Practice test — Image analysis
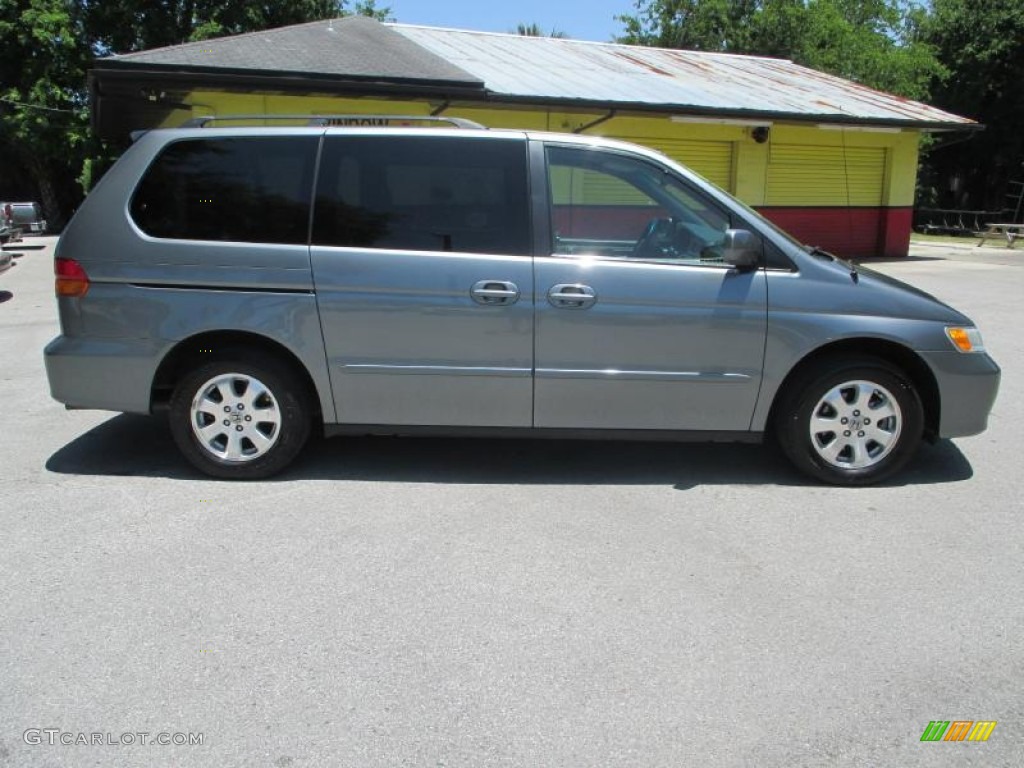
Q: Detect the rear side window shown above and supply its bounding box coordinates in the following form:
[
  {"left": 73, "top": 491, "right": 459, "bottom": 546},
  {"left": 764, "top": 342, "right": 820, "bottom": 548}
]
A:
[
  {"left": 131, "top": 137, "right": 318, "bottom": 244},
  {"left": 313, "top": 136, "right": 530, "bottom": 255}
]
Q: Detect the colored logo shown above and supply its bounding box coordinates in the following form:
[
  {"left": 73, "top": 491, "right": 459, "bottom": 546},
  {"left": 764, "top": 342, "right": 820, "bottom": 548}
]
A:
[{"left": 920, "top": 721, "right": 996, "bottom": 742}]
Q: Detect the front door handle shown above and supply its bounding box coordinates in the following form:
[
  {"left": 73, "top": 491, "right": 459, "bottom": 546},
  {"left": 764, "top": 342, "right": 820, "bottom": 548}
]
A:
[
  {"left": 548, "top": 283, "right": 597, "bottom": 309},
  {"left": 471, "top": 280, "right": 520, "bottom": 306}
]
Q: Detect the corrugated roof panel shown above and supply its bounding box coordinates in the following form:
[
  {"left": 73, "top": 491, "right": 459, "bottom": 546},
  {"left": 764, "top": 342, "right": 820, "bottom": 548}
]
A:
[{"left": 393, "top": 25, "right": 974, "bottom": 128}]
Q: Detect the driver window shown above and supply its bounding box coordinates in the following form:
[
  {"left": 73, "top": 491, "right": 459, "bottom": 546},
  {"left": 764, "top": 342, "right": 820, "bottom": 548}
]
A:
[{"left": 547, "top": 145, "right": 732, "bottom": 265}]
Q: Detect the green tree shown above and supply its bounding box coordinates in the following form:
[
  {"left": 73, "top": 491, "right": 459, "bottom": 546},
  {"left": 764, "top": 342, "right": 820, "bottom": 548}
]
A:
[
  {"left": 617, "top": 0, "right": 760, "bottom": 51},
  {"left": 515, "top": 22, "right": 568, "bottom": 38},
  {"left": 923, "top": 0, "right": 1024, "bottom": 211},
  {"left": 0, "top": 0, "right": 91, "bottom": 226},
  {"left": 785, "top": 0, "right": 940, "bottom": 101},
  {"left": 617, "top": 0, "right": 942, "bottom": 100},
  {"left": 87, "top": 1, "right": 391, "bottom": 55},
  {"left": 352, "top": 1, "right": 393, "bottom": 23}
]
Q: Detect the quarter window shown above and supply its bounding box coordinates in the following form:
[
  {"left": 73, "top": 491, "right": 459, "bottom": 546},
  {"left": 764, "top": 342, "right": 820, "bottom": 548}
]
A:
[
  {"left": 130, "top": 137, "right": 318, "bottom": 244},
  {"left": 547, "top": 146, "right": 733, "bottom": 264},
  {"left": 313, "top": 136, "right": 530, "bottom": 255}
]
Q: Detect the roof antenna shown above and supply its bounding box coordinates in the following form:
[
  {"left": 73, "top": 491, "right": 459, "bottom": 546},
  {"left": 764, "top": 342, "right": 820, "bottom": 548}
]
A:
[{"left": 837, "top": 109, "right": 860, "bottom": 282}]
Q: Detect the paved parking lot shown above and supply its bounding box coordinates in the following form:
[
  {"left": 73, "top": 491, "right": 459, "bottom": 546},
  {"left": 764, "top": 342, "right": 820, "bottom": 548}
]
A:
[{"left": 1, "top": 236, "right": 1021, "bottom": 767}]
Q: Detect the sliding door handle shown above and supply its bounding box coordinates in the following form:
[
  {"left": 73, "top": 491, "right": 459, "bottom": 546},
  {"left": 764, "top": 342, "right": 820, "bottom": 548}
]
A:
[
  {"left": 548, "top": 283, "right": 597, "bottom": 309},
  {"left": 471, "top": 280, "right": 520, "bottom": 306}
]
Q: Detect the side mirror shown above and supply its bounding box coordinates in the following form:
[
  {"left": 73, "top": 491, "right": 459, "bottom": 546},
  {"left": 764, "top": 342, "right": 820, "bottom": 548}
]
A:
[{"left": 721, "top": 229, "right": 761, "bottom": 269}]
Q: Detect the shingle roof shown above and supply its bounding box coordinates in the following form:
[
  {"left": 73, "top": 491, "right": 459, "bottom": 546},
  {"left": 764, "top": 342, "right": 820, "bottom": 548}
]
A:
[{"left": 109, "top": 16, "right": 481, "bottom": 87}]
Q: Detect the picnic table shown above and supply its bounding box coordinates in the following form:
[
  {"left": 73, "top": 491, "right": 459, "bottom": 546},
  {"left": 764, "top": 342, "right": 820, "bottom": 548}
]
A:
[{"left": 976, "top": 222, "right": 1024, "bottom": 248}]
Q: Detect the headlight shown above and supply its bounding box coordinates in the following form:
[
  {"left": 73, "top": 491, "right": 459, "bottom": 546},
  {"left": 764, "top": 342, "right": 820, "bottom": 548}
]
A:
[{"left": 945, "top": 327, "right": 986, "bottom": 353}]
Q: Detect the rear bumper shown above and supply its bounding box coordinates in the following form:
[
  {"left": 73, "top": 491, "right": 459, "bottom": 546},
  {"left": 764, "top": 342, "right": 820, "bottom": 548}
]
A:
[
  {"left": 44, "top": 335, "right": 165, "bottom": 414},
  {"left": 918, "top": 350, "right": 1001, "bottom": 438}
]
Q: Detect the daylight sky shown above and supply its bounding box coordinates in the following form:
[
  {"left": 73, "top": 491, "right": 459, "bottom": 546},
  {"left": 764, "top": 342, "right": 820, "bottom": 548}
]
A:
[{"left": 384, "top": 0, "right": 635, "bottom": 43}]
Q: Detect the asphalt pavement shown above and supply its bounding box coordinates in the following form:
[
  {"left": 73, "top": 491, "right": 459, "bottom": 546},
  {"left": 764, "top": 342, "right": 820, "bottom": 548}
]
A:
[{"left": 1, "top": 236, "right": 1021, "bottom": 767}]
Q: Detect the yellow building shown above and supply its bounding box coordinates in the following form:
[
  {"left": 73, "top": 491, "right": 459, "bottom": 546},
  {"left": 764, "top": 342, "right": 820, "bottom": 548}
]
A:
[{"left": 91, "top": 17, "right": 977, "bottom": 257}]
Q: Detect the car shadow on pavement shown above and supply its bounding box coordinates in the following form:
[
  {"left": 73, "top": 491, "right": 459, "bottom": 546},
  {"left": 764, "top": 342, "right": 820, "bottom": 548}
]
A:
[
  {"left": 46, "top": 413, "right": 974, "bottom": 488},
  {"left": 4, "top": 242, "right": 47, "bottom": 251}
]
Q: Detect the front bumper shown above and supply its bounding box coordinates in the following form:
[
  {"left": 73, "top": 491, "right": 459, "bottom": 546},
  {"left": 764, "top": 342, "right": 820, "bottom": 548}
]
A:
[{"left": 918, "top": 349, "right": 1001, "bottom": 438}]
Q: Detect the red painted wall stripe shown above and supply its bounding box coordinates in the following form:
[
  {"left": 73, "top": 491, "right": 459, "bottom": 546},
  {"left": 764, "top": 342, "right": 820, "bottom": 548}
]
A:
[
  {"left": 880, "top": 208, "right": 913, "bottom": 259},
  {"left": 552, "top": 207, "right": 666, "bottom": 241},
  {"left": 757, "top": 207, "right": 912, "bottom": 259}
]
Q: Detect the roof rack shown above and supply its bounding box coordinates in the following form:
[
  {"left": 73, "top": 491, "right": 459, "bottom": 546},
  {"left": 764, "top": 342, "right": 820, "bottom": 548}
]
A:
[{"left": 179, "top": 114, "right": 486, "bottom": 129}]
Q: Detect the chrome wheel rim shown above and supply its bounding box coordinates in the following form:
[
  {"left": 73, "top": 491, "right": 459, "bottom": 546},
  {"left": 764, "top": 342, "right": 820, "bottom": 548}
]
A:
[
  {"left": 808, "top": 380, "right": 902, "bottom": 470},
  {"left": 190, "top": 373, "right": 281, "bottom": 463}
]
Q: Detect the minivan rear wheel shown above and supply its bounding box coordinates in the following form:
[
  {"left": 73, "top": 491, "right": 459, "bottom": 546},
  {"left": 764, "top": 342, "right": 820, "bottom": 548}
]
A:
[
  {"left": 169, "top": 354, "right": 311, "bottom": 479},
  {"left": 775, "top": 357, "right": 924, "bottom": 485}
]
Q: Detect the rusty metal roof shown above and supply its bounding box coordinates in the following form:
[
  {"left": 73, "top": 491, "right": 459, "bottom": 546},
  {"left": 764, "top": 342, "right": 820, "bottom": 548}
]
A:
[{"left": 393, "top": 24, "right": 975, "bottom": 130}]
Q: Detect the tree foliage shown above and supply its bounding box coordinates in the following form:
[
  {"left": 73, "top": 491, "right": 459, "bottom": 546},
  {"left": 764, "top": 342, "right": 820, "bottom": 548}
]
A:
[
  {"left": 515, "top": 22, "right": 568, "bottom": 38},
  {"left": 617, "top": 0, "right": 943, "bottom": 100},
  {"left": 87, "top": 1, "right": 392, "bottom": 54},
  {"left": 921, "top": 0, "right": 1024, "bottom": 210},
  {"left": 0, "top": 0, "right": 91, "bottom": 222}
]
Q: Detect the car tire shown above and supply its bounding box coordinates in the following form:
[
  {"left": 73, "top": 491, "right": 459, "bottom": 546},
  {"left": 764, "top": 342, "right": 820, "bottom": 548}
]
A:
[
  {"left": 775, "top": 356, "right": 924, "bottom": 486},
  {"left": 169, "top": 352, "right": 311, "bottom": 479}
]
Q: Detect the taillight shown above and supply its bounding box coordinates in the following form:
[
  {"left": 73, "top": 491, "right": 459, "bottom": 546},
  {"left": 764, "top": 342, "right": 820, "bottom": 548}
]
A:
[{"left": 55, "top": 257, "right": 90, "bottom": 297}]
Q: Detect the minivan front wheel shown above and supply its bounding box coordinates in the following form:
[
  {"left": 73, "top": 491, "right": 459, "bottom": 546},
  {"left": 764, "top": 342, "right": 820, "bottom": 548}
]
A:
[
  {"left": 169, "top": 354, "right": 311, "bottom": 479},
  {"left": 776, "top": 358, "right": 924, "bottom": 485}
]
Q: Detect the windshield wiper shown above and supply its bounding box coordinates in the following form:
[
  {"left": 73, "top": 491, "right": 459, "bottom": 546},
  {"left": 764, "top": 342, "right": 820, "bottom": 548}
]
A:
[
  {"left": 805, "top": 244, "right": 859, "bottom": 283},
  {"left": 805, "top": 244, "right": 836, "bottom": 260}
]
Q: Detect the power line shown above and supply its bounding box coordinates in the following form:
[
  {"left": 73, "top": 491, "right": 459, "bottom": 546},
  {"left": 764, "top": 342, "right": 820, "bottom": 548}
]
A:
[{"left": 0, "top": 98, "right": 77, "bottom": 114}]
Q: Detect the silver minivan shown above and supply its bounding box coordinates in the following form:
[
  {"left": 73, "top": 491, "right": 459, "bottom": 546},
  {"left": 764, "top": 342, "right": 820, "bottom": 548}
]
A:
[{"left": 44, "top": 119, "right": 1000, "bottom": 484}]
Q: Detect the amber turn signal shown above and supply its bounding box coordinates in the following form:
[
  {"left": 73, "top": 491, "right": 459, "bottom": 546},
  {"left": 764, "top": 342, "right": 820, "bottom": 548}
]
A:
[{"left": 945, "top": 326, "right": 984, "bottom": 353}]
